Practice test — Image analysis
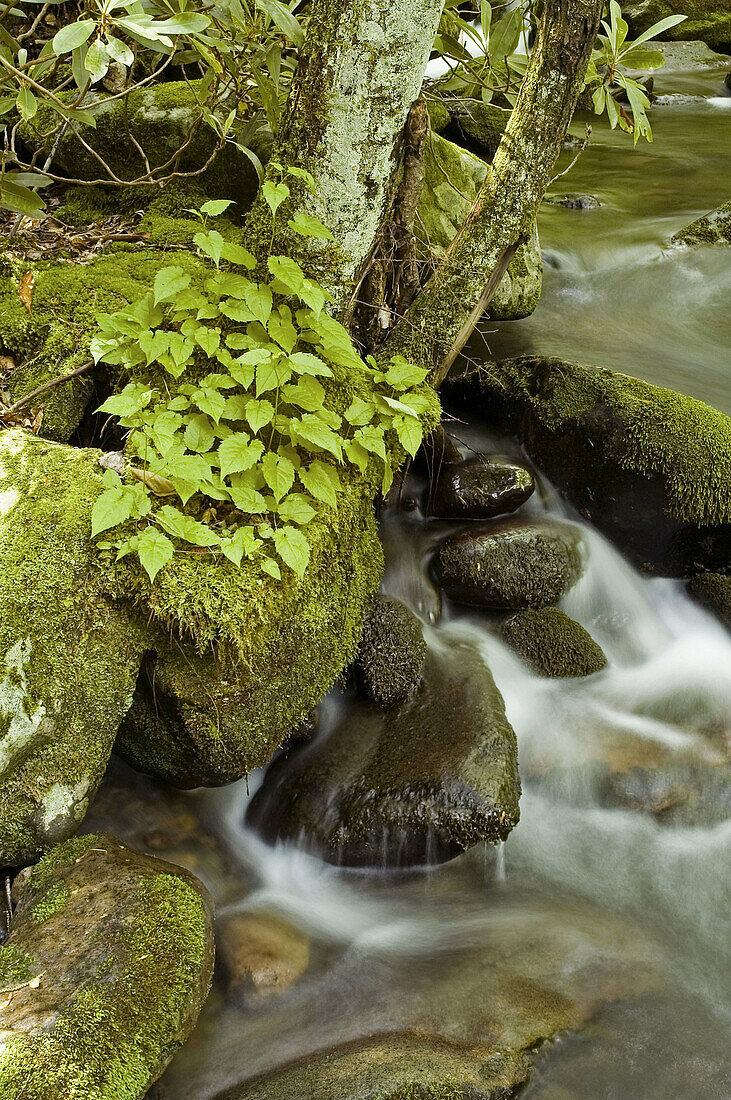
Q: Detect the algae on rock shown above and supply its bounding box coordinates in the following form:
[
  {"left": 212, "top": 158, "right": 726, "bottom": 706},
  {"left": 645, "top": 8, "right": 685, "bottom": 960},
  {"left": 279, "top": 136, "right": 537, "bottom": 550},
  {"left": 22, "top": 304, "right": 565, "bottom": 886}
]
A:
[
  {"left": 501, "top": 607, "right": 608, "bottom": 678},
  {"left": 0, "top": 833, "right": 214, "bottom": 1100}
]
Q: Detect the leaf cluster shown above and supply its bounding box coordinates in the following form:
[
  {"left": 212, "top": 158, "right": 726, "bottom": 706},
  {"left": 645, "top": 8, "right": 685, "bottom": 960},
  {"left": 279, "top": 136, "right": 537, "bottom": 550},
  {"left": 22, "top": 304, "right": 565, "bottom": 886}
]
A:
[
  {"left": 90, "top": 177, "right": 432, "bottom": 584},
  {"left": 430, "top": 1, "right": 527, "bottom": 109}
]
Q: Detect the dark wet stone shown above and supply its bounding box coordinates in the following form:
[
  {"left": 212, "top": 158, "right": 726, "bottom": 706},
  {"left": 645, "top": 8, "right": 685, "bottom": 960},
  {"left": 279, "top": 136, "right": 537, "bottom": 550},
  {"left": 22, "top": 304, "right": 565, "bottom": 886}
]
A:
[
  {"left": 353, "top": 595, "right": 427, "bottom": 707},
  {"left": 686, "top": 572, "right": 731, "bottom": 629},
  {"left": 247, "top": 643, "right": 520, "bottom": 867},
  {"left": 430, "top": 455, "right": 535, "bottom": 520},
  {"left": 413, "top": 424, "right": 462, "bottom": 475},
  {"left": 434, "top": 520, "right": 584, "bottom": 611},
  {"left": 501, "top": 608, "right": 607, "bottom": 678},
  {"left": 546, "top": 193, "right": 601, "bottom": 210}
]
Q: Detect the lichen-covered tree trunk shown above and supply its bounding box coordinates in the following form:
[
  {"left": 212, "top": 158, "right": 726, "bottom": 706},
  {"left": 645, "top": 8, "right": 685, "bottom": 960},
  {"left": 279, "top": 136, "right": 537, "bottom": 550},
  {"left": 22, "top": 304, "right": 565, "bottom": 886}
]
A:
[
  {"left": 382, "top": 0, "right": 604, "bottom": 382},
  {"left": 243, "top": 0, "right": 445, "bottom": 306}
]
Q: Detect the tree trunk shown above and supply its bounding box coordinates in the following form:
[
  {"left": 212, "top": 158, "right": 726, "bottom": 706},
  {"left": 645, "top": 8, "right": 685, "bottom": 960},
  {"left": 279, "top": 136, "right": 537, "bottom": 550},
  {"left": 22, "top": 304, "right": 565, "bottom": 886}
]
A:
[
  {"left": 382, "top": 0, "right": 604, "bottom": 383},
  {"left": 243, "top": 0, "right": 445, "bottom": 307}
]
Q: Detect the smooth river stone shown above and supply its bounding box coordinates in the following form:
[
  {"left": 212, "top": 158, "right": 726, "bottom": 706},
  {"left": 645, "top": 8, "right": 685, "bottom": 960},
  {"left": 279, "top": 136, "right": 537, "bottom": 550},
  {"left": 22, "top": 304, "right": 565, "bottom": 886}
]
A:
[
  {"left": 0, "top": 833, "right": 214, "bottom": 1099},
  {"left": 434, "top": 519, "right": 584, "bottom": 610},
  {"left": 430, "top": 455, "right": 535, "bottom": 519}
]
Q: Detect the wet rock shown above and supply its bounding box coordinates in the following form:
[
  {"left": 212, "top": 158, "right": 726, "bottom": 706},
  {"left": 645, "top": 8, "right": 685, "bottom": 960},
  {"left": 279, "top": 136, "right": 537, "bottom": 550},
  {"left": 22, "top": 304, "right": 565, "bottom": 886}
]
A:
[
  {"left": 686, "top": 572, "right": 731, "bottom": 629},
  {"left": 219, "top": 911, "right": 310, "bottom": 1003},
  {"left": 671, "top": 199, "right": 731, "bottom": 247},
  {"left": 434, "top": 520, "right": 584, "bottom": 611},
  {"left": 417, "top": 133, "right": 542, "bottom": 320},
  {"left": 501, "top": 608, "right": 607, "bottom": 678},
  {"left": 430, "top": 455, "right": 535, "bottom": 520},
  {"left": 353, "top": 595, "right": 427, "bottom": 708},
  {"left": 0, "top": 431, "right": 146, "bottom": 865},
  {"left": 0, "top": 833, "right": 214, "bottom": 1097},
  {"left": 443, "top": 358, "right": 731, "bottom": 576},
  {"left": 247, "top": 644, "right": 520, "bottom": 867},
  {"left": 545, "top": 193, "right": 601, "bottom": 210},
  {"left": 413, "top": 423, "right": 462, "bottom": 476},
  {"left": 623, "top": 2, "right": 731, "bottom": 53},
  {"left": 445, "top": 100, "right": 510, "bottom": 161}
]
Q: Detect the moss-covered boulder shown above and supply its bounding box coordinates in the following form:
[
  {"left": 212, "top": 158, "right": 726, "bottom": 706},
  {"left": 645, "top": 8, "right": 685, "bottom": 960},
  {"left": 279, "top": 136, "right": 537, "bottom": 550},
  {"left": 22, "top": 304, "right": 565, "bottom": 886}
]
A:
[
  {"left": 671, "top": 199, "right": 731, "bottom": 246},
  {"left": 444, "top": 358, "right": 731, "bottom": 576},
  {"left": 443, "top": 100, "right": 510, "bottom": 161},
  {"left": 18, "top": 81, "right": 266, "bottom": 210},
  {"left": 247, "top": 643, "right": 520, "bottom": 866},
  {"left": 686, "top": 572, "right": 731, "bottom": 629},
  {"left": 353, "top": 594, "right": 427, "bottom": 707},
  {"left": 0, "top": 431, "right": 145, "bottom": 865},
  {"left": 417, "top": 133, "right": 542, "bottom": 320},
  {"left": 623, "top": 1, "right": 731, "bottom": 53},
  {"left": 501, "top": 608, "right": 608, "bottom": 678},
  {"left": 430, "top": 454, "right": 535, "bottom": 519},
  {"left": 0, "top": 833, "right": 214, "bottom": 1099},
  {"left": 433, "top": 519, "right": 584, "bottom": 611}
]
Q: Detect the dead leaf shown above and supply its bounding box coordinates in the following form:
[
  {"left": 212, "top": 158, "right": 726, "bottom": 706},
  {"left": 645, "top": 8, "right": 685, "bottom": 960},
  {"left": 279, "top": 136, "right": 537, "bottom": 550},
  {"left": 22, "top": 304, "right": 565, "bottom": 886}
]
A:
[
  {"left": 18, "top": 272, "right": 34, "bottom": 315},
  {"left": 128, "top": 467, "right": 177, "bottom": 496}
]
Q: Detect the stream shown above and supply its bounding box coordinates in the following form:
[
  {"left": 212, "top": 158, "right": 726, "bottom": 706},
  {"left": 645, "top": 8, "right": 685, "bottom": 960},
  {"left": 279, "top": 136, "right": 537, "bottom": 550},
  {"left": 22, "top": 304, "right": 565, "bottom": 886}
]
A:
[{"left": 146, "top": 51, "right": 730, "bottom": 1100}]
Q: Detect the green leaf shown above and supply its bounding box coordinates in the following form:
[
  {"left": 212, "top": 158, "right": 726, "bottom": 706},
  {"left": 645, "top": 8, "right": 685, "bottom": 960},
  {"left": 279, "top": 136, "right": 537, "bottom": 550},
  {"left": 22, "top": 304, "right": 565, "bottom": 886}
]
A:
[
  {"left": 184, "top": 413, "right": 216, "bottom": 453},
  {"left": 256, "top": 0, "right": 304, "bottom": 46},
  {"left": 15, "top": 86, "right": 37, "bottom": 121},
  {"left": 277, "top": 493, "right": 316, "bottom": 525},
  {"left": 91, "top": 487, "right": 134, "bottom": 537},
  {"left": 221, "top": 241, "right": 257, "bottom": 268},
  {"left": 137, "top": 527, "right": 174, "bottom": 582},
  {"left": 194, "top": 229, "right": 225, "bottom": 266},
  {"left": 393, "top": 415, "right": 423, "bottom": 457},
  {"left": 289, "top": 351, "right": 332, "bottom": 377},
  {"left": 195, "top": 327, "right": 221, "bottom": 357},
  {"left": 98, "top": 383, "right": 154, "bottom": 419},
  {"left": 53, "top": 19, "right": 95, "bottom": 55},
  {"left": 287, "top": 212, "right": 333, "bottom": 239},
  {"left": 245, "top": 398, "right": 275, "bottom": 433},
  {"left": 154, "top": 266, "right": 191, "bottom": 304},
  {"left": 291, "top": 414, "right": 342, "bottom": 459},
  {"left": 385, "top": 356, "right": 430, "bottom": 390},
  {"left": 273, "top": 525, "right": 310, "bottom": 579},
  {"left": 219, "top": 433, "right": 265, "bottom": 478},
  {"left": 299, "top": 460, "right": 341, "bottom": 508},
  {"left": 268, "top": 310, "right": 298, "bottom": 354},
  {"left": 344, "top": 395, "right": 374, "bottom": 426},
  {"left": 256, "top": 357, "right": 291, "bottom": 396},
  {"left": 261, "top": 556, "right": 281, "bottom": 580},
  {"left": 0, "top": 179, "right": 45, "bottom": 216},
  {"left": 344, "top": 438, "right": 370, "bottom": 473},
  {"left": 619, "top": 45, "right": 665, "bottom": 71},
  {"left": 625, "top": 13, "right": 686, "bottom": 52},
  {"left": 221, "top": 525, "right": 261, "bottom": 566},
  {"left": 106, "top": 35, "right": 134, "bottom": 65},
  {"left": 157, "top": 505, "right": 219, "bottom": 547},
  {"left": 244, "top": 283, "right": 273, "bottom": 325},
  {"left": 262, "top": 180, "right": 290, "bottom": 216},
  {"left": 262, "top": 450, "right": 295, "bottom": 501},
  {"left": 84, "top": 38, "right": 109, "bottom": 82},
  {"left": 194, "top": 386, "right": 226, "bottom": 422},
  {"left": 201, "top": 199, "right": 235, "bottom": 217},
  {"left": 282, "top": 376, "right": 326, "bottom": 413},
  {"left": 267, "top": 255, "right": 304, "bottom": 294},
  {"left": 229, "top": 483, "right": 268, "bottom": 513}
]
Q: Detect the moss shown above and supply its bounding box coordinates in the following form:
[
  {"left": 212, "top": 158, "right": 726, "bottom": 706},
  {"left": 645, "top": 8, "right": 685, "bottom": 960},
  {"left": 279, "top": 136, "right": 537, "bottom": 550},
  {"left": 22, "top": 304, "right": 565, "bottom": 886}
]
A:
[
  {"left": 501, "top": 608, "right": 607, "bottom": 678},
  {"left": 0, "top": 943, "right": 35, "bottom": 988},
  {"left": 686, "top": 573, "right": 731, "bottom": 630},
  {"left": 0, "top": 433, "right": 146, "bottom": 865},
  {"left": 30, "top": 882, "right": 70, "bottom": 924},
  {"left": 623, "top": 1, "right": 731, "bottom": 52},
  {"left": 445, "top": 101, "right": 510, "bottom": 161},
  {"left": 671, "top": 199, "right": 731, "bottom": 248},
  {"left": 353, "top": 594, "right": 427, "bottom": 707},
  {"left": 0, "top": 834, "right": 214, "bottom": 1100}
]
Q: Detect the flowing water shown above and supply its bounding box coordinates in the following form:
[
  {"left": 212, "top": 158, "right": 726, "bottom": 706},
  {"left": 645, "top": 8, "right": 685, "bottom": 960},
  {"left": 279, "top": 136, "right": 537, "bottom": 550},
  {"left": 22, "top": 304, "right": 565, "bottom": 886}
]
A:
[{"left": 155, "top": 56, "right": 731, "bottom": 1099}]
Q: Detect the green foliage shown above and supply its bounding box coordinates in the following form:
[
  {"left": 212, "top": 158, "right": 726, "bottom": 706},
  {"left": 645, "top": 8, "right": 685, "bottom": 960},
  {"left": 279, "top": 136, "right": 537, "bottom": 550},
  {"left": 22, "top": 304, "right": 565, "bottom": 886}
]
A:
[
  {"left": 0, "top": 0, "right": 304, "bottom": 213},
  {"left": 584, "top": 1, "right": 687, "bottom": 143},
  {"left": 91, "top": 170, "right": 431, "bottom": 583},
  {"left": 431, "top": 1, "right": 528, "bottom": 108}
]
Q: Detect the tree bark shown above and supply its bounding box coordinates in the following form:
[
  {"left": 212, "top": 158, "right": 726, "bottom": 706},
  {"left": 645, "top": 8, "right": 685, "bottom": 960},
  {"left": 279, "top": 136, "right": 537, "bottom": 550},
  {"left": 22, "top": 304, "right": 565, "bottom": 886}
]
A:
[
  {"left": 381, "top": 0, "right": 604, "bottom": 383},
  {"left": 243, "top": 0, "right": 445, "bottom": 308}
]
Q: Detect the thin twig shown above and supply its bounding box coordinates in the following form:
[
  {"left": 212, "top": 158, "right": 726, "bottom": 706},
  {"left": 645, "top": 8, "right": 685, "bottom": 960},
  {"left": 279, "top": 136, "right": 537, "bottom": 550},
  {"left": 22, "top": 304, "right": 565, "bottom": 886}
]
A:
[{"left": 1, "top": 361, "right": 94, "bottom": 419}]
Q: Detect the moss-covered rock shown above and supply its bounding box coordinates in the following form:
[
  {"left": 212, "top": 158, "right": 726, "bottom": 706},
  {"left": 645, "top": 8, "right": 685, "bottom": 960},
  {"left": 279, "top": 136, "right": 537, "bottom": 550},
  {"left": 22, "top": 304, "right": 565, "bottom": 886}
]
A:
[
  {"left": 443, "top": 100, "right": 510, "bottom": 162},
  {"left": 0, "top": 833, "right": 214, "bottom": 1100},
  {"left": 686, "top": 572, "right": 731, "bottom": 629},
  {"left": 353, "top": 594, "right": 427, "bottom": 707},
  {"left": 671, "top": 199, "right": 731, "bottom": 246},
  {"left": 247, "top": 642, "right": 520, "bottom": 866},
  {"left": 417, "top": 133, "right": 542, "bottom": 320},
  {"left": 18, "top": 81, "right": 266, "bottom": 210},
  {"left": 0, "top": 431, "right": 145, "bottom": 865},
  {"left": 501, "top": 608, "right": 608, "bottom": 678},
  {"left": 623, "top": 1, "right": 731, "bottom": 53},
  {"left": 444, "top": 357, "right": 731, "bottom": 576},
  {"left": 429, "top": 454, "right": 535, "bottom": 519},
  {"left": 433, "top": 520, "right": 584, "bottom": 611}
]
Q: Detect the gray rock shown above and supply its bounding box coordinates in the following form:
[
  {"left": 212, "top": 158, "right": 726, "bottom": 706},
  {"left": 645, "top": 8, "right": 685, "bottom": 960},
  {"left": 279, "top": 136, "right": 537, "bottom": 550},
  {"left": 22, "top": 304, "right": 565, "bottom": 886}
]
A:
[
  {"left": 353, "top": 595, "right": 427, "bottom": 707},
  {"left": 247, "top": 643, "right": 520, "bottom": 867},
  {"left": 430, "top": 455, "right": 535, "bottom": 519},
  {"left": 434, "top": 520, "right": 584, "bottom": 610},
  {"left": 671, "top": 199, "right": 731, "bottom": 247},
  {"left": 501, "top": 608, "right": 607, "bottom": 678},
  {"left": 546, "top": 193, "right": 601, "bottom": 210},
  {"left": 0, "top": 833, "right": 214, "bottom": 1096}
]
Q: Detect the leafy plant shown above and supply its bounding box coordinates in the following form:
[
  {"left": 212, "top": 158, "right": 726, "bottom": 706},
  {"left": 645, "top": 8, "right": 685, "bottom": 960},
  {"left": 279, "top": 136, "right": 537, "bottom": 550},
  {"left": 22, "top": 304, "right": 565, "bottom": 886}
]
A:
[
  {"left": 431, "top": 1, "right": 528, "bottom": 108},
  {"left": 584, "top": 1, "right": 686, "bottom": 143},
  {"left": 0, "top": 0, "right": 304, "bottom": 214},
  {"left": 90, "top": 168, "right": 433, "bottom": 582}
]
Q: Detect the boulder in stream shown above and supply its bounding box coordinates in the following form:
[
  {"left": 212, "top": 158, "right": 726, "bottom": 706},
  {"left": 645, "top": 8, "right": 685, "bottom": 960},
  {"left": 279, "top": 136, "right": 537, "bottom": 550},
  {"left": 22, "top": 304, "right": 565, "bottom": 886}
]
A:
[
  {"left": 219, "top": 911, "right": 311, "bottom": 1004},
  {"left": 444, "top": 358, "right": 731, "bottom": 576},
  {"left": 353, "top": 594, "right": 427, "bottom": 708},
  {"left": 433, "top": 519, "right": 584, "bottom": 610},
  {"left": 501, "top": 608, "right": 608, "bottom": 678},
  {"left": 0, "top": 833, "right": 214, "bottom": 1099},
  {"left": 247, "top": 643, "right": 520, "bottom": 867},
  {"left": 686, "top": 572, "right": 731, "bottom": 630},
  {"left": 429, "top": 454, "right": 535, "bottom": 519},
  {"left": 671, "top": 199, "right": 731, "bottom": 247},
  {"left": 623, "top": 2, "right": 731, "bottom": 53},
  {"left": 0, "top": 431, "right": 145, "bottom": 865}
]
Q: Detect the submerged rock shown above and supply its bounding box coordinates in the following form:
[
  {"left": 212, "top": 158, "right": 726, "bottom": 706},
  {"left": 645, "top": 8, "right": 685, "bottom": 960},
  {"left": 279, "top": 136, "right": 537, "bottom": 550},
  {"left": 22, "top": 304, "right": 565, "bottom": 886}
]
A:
[
  {"left": 671, "top": 199, "right": 731, "bottom": 246},
  {"left": 501, "top": 608, "right": 608, "bottom": 678},
  {"left": 430, "top": 455, "right": 535, "bottom": 519},
  {"left": 219, "top": 911, "right": 310, "bottom": 1004},
  {"left": 434, "top": 520, "right": 584, "bottom": 610},
  {"left": 444, "top": 357, "right": 731, "bottom": 576},
  {"left": 686, "top": 572, "right": 731, "bottom": 629},
  {"left": 353, "top": 595, "right": 427, "bottom": 708},
  {"left": 247, "top": 643, "right": 520, "bottom": 867},
  {"left": 623, "top": 2, "right": 731, "bottom": 53},
  {"left": 417, "top": 133, "right": 542, "bottom": 320},
  {"left": 0, "top": 431, "right": 145, "bottom": 865},
  {"left": 0, "top": 833, "right": 214, "bottom": 1098}
]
